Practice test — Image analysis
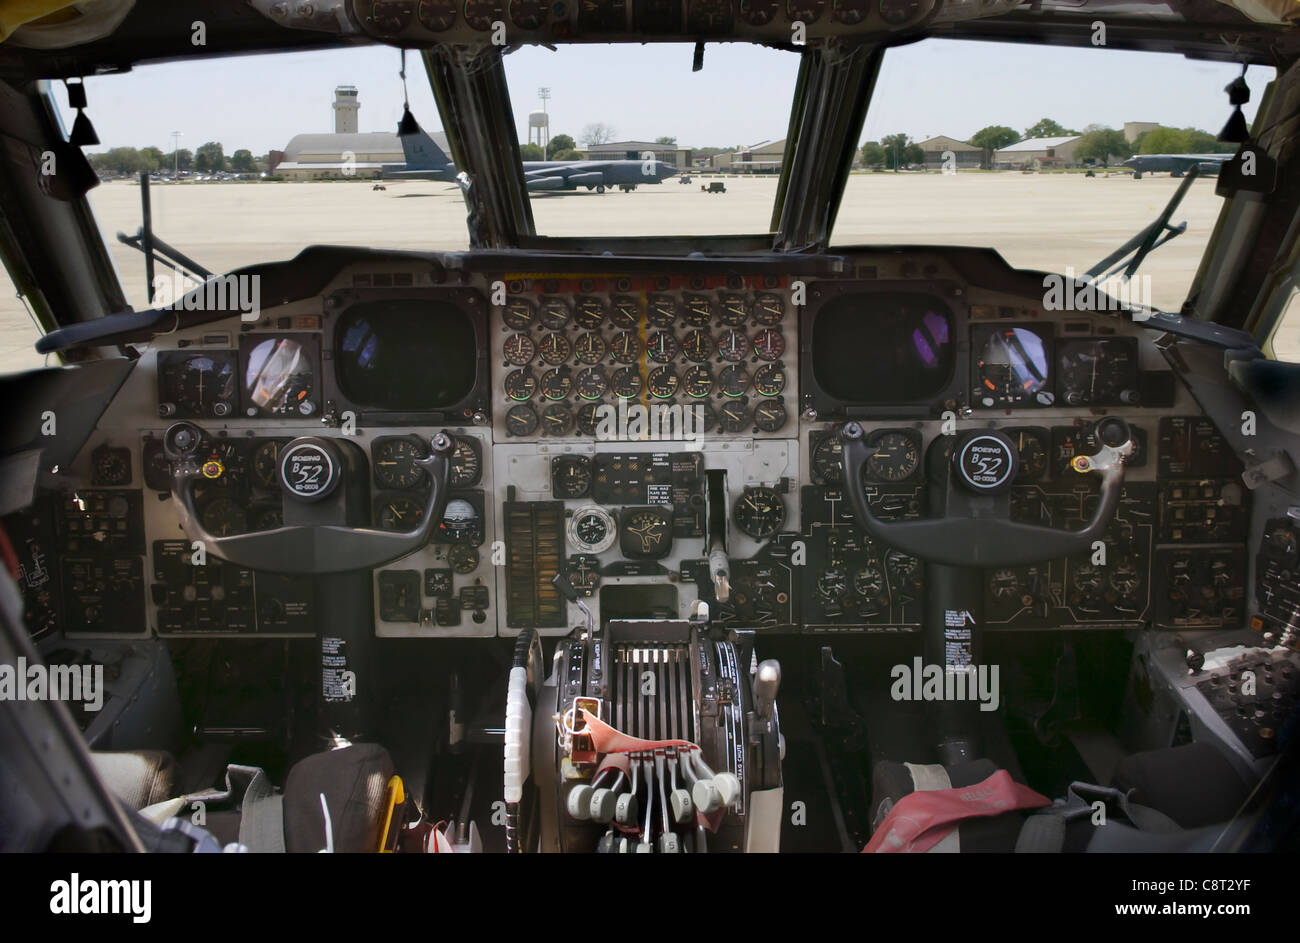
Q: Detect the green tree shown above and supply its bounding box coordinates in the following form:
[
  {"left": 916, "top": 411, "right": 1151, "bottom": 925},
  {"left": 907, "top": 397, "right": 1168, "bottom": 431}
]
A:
[
  {"left": 859, "top": 141, "right": 886, "bottom": 169},
  {"left": 519, "top": 143, "right": 545, "bottom": 160},
  {"left": 229, "top": 149, "right": 256, "bottom": 173},
  {"left": 1074, "top": 127, "right": 1131, "bottom": 166},
  {"left": 100, "top": 147, "right": 143, "bottom": 175},
  {"left": 551, "top": 148, "right": 580, "bottom": 161},
  {"left": 970, "top": 125, "right": 1019, "bottom": 168},
  {"left": 194, "top": 141, "right": 226, "bottom": 173},
  {"left": 1023, "top": 118, "right": 1078, "bottom": 140},
  {"left": 1139, "top": 126, "right": 1192, "bottom": 154},
  {"left": 164, "top": 148, "right": 193, "bottom": 172},
  {"left": 546, "top": 134, "right": 575, "bottom": 159},
  {"left": 655, "top": 136, "right": 677, "bottom": 146},
  {"left": 879, "top": 133, "right": 923, "bottom": 170},
  {"left": 1182, "top": 128, "right": 1233, "bottom": 153},
  {"left": 139, "top": 146, "right": 165, "bottom": 171}
]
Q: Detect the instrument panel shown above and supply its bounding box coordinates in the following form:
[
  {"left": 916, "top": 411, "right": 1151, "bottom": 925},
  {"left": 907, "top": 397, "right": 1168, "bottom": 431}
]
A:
[{"left": 11, "top": 248, "right": 1257, "bottom": 643}]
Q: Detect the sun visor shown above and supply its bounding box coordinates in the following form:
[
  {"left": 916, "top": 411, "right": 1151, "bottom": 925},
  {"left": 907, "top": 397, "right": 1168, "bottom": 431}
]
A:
[{"left": 3, "top": 0, "right": 134, "bottom": 47}]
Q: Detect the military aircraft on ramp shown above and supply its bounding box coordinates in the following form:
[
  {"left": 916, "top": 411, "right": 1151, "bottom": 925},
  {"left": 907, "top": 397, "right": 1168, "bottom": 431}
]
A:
[{"left": 1122, "top": 153, "right": 1232, "bottom": 176}]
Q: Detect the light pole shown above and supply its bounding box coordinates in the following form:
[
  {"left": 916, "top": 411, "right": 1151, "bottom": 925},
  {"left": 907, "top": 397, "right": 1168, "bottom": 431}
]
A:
[
  {"left": 538, "top": 87, "right": 550, "bottom": 155},
  {"left": 171, "top": 131, "right": 182, "bottom": 175}
]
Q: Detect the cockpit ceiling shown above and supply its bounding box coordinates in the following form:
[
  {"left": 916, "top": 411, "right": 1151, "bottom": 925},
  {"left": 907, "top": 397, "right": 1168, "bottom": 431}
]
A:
[{"left": 0, "top": 0, "right": 1296, "bottom": 80}]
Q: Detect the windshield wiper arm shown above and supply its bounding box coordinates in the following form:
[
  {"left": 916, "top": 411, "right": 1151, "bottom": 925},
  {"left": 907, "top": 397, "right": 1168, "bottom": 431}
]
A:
[
  {"left": 116, "top": 172, "right": 213, "bottom": 300},
  {"left": 1086, "top": 165, "right": 1199, "bottom": 282}
]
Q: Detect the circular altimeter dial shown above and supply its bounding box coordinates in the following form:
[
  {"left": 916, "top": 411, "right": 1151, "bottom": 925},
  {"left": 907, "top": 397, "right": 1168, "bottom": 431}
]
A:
[
  {"left": 734, "top": 486, "right": 786, "bottom": 539},
  {"left": 372, "top": 437, "right": 428, "bottom": 490},
  {"left": 866, "top": 431, "right": 920, "bottom": 483},
  {"left": 503, "top": 333, "right": 535, "bottom": 366},
  {"left": 568, "top": 505, "right": 617, "bottom": 554}
]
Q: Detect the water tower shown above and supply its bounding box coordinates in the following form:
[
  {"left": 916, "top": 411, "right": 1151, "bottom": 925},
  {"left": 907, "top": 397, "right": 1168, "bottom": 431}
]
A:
[
  {"left": 529, "top": 110, "right": 550, "bottom": 154},
  {"left": 333, "top": 85, "right": 359, "bottom": 134}
]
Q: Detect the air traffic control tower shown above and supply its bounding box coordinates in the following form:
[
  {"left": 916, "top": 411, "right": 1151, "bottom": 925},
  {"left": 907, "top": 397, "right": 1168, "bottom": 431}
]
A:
[{"left": 333, "top": 85, "right": 359, "bottom": 134}]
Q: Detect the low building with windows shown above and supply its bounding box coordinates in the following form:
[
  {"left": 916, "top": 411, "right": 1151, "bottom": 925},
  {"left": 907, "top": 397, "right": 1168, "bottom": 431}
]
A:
[
  {"left": 915, "top": 135, "right": 983, "bottom": 170},
  {"left": 991, "top": 135, "right": 1082, "bottom": 170},
  {"left": 581, "top": 140, "right": 693, "bottom": 169}
]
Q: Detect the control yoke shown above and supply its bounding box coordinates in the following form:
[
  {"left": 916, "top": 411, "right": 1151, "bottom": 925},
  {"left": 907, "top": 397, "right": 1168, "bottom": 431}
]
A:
[
  {"left": 840, "top": 420, "right": 1134, "bottom": 568},
  {"left": 164, "top": 422, "right": 453, "bottom": 575}
]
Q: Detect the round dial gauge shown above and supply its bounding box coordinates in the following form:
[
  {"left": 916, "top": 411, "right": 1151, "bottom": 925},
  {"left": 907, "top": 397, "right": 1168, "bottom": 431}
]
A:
[
  {"left": 647, "top": 366, "right": 678, "bottom": 399},
  {"left": 377, "top": 495, "right": 424, "bottom": 531},
  {"left": 718, "top": 295, "right": 749, "bottom": 326},
  {"left": 717, "top": 329, "right": 749, "bottom": 362},
  {"left": 620, "top": 507, "right": 673, "bottom": 559},
  {"left": 832, "top": 0, "right": 868, "bottom": 23},
  {"left": 575, "top": 367, "right": 608, "bottom": 400},
  {"left": 540, "top": 297, "right": 571, "bottom": 330},
  {"left": 573, "top": 333, "right": 606, "bottom": 364},
  {"left": 739, "top": 0, "right": 780, "bottom": 23},
  {"left": 647, "top": 296, "right": 678, "bottom": 327},
  {"left": 92, "top": 445, "right": 131, "bottom": 486},
  {"left": 753, "top": 399, "right": 787, "bottom": 433},
  {"left": 463, "top": 0, "right": 501, "bottom": 30},
  {"left": 718, "top": 365, "right": 749, "bottom": 397},
  {"left": 754, "top": 292, "right": 784, "bottom": 325},
  {"left": 506, "top": 403, "right": 539, "bottom": 436},
  {"left": 990, "top": 569, "right": 1020, "bottom": 600},
  {"left": 609, "top": 296, "right": 640, "bottom": 327},
  {"left": 610, "top": 332, "right": 640, "bottom": 364},
  {"left": 201, "top": 496, "right": 246, "bottom": 537},
  {"left": 540, "top": 369, "right": 572, "bottom": 400},
  {"left": 551, "top": 455, "right": 592, "bottom": 498},
  {"left": 373, "top": 437, "right": 428, "bottom": 490},
  {"left": 683, "top": 365, "right": 714, "bottom": 398},
  {"left": 611, "top": 367, "right": 642, "bottom": 399},
  {"left": 719, "top": 401, "right": 749, "bottom": 433},
  {"left": 866, "top": 431, "right": 920, "bottom": 482},
  {"left": 975, "top": 326, "right": 1053, "bottom": 408},
  {"left": 541, "top": 404, "right": 574, "bottom": 436},
  {"left": 811, "top": 434, "right": 844, "bottom": 484},
  {"left": 879, "top": 0, "right": 927, "bottom": 25},
  {"left": 1110, "top": 558, "right": 1142, "bottom": 596},
  {"left": 574, "top": 297, "right": 605, "bottom": 329},
  {"left": 646, "top": 332, "right": 678, "bottom": 363},
  {"left": 1058, "top": 338, "right": 1138, "bottom": 406},
  {"left": 439, "top": 497, "right": 481, "bottom": 542},
  {"left": 252, "top": 440, "right": 287, "bottom": 490},
  {"left": 682, "top": 296, "right": 713, "bottom": 327},
  {"left": 682, "top": 330, "right": 712, "bottom": 362},
  {"left": 448, "top": 544, "right": 479, "bottom": 574},
  {"left": 786, "top": 0, "right": 825, "bottom": 21},
  {"left": 1012, "top": 429, "right": 1048, "bottom": 482},
  {"left": 504, "top": 369, "right": 537, "bottom": 401},
  {"left": 752, "top": 328, "right": 784, "bottom": 361},
  {"left": 566, "top": 554, "right": 601, "bottom": 596},
  {"left": 1072, "top": 562, "right": 1103, "bottom": 593},
  {"left": 817, "top": 568, "right": 847, "bottom": 601},
  {"left": 735, "top": 486, "right": 786, "bottom": 539},
  {"left": 162, "top": 353, "right": 237, "bottom": 417},
  {"left": 366, "top": 0, "right": 416, "bottom": 32},
  {"left": 576, "top": 403, "right": 602, "bottom": 436},
  {"left": 855, "top": 563, "right": 885, "bottom": 599},
  {"left": 753, "top": 363, "right": 785, "bottom": 397},
  {"left": 418, "top": 0, "right": 457, "bottom": 29},
  {"left": 568, "top": 505, "right": 617, "bottom": 553},
  {"left": 503, "top": 298, "right": 535, "bottom": 329},
  {"left": 509, "top": 0, "right": 547, "bottom": 28},
  {"left": 538, "top": 332, "right": 571, "bottom": 365},
  {"left": 450, "top": 436, "right": 482, "bottom": 487},
  {"left": 503, "top": 333, "right": 535, "bottom": 365}
]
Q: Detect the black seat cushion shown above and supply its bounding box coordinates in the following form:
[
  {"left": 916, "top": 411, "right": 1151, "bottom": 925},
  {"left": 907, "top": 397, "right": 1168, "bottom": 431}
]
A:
[
  {"left": 282, "top": 743, "right": 394, "bottom": 854},
  {"left": 1112, "top": 742, "right": 1251, "bottom": 829},
  {"left": 90, "top": 750, "right": 176, "bottom": 810}
]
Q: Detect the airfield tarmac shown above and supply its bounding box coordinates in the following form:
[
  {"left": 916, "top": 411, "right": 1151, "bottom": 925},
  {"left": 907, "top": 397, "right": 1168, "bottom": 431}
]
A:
[{"left": 0, "top": 172, "right": 1238, "bottom": 372}]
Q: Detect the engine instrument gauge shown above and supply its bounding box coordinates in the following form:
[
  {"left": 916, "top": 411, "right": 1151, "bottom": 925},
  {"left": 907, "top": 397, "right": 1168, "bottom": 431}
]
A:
[
  {"left": 734, "top": 486, "right": 785, "bottom": 539},
  {"left": 717, "top": 329, "right": 749, "bottom": 362},
  {"left": 573, "top": 332, "right": 606, "bottom": 364},
  {"left": 503, "top": 333, "right": 535, "bottom": 366},
  {"left": 417, "top": 0, "right": 457, "bottom": 28},
  {"left": 364, "top": 0, "right": 416, "bottom": 32},
  {"left": 569, "top": 505, "right": 617, "bottom": 553},
  {"left": 811, "top": 433, "right": 844, "bottom": 485},
  {"left": 619, "top": 506, "right": 673, "bottom": 559},
  {"left": 752, "top": 328, "right": 784, "bottom": 361},
  {"left": 463, "top": 0, "right": 502, "bottom": 30},
  {"left": 540, "top": 369, "right": 572, "bottom": 400},
  {"left": 683, "top": 365, "right": 714, "bottom": 398},
  {"left": 574, "top": 297, "right": 605, "bottom": 329},
  {"left": 539, "top": 297, "right": 571, "bottom": 330},
  {"left": 753, "top": 363, "right": 785, "bottom": 397},
  {"left": 609, "top": 296, "right": 640, "bottom": 327},
  {"left": 753, "top": 399, "right": 787, "bottom": 432},
  {"left": 681, "top": 330, "right": 712, "bottom": 362},
  {"left": 541, "top": 404, "right": 575, "bottom": 436},
  {"left": 647, "top": 366, "right": 678, "bottom": 398},
  {"left": 682, "top": 295, "right": 713, "bottom": 327},
  {"left": 611, "top": 367, "right": 642, "bottom": 399},
  {"left": 647, "top": 295, "right": 678, "bottom": 327},
  {"left": 576, "top": 403, "right": 602, "bottom": 436},
  {"left": 879, "top": 0, "right": 927, "bottom": 25},
  {"left": 448, "top": 544, "right": 479, "bottom": 574},
  {"left": 718, "top": 295, "right": 749, "bottom": 326},
  {"left": 376, "top": 494, "right": 424, "bottom": 531},
  {"left": 538, "top": 333, "right": 571, "bottom": 365},
  {"left": 551, "top": 455, "right": 592, "bottom": 498},
  {"left": 719, "top": 401, "right": 749, "bottom": 433},
  {"left": 503, "top": 298, "right": 535, "bottom": 329},
  {"left": 832, "top": 0, "right": 868, "bottom": 23},
  {"left": 973, "top": 325, "right": 1053, "bottom": 408},
  {"left": 508, "top": 0, "right": 547, "bottom": 28},
  {"left": 718, "top": 365, "right": 749, "bottom": 397},
  {"left": 373, "top": 436, "right": 428, "bottom": 490},
  {"left": 646, "top": 332, "right": 678, "bottom": 363},
  {"left": 786, "top": 0, "right": 825, "bottom": 21},
  {"left": 506, "top": 404, "right": 539, "bottom": 436},
  {"left": 610, "top": 331, "right": 640, "bottom": 363},
  {"left": 754, "top": 292, "right": 784, "bottom": 325},
  {"left": 575, "top": 367, "right": 608, "bottom": 400},
  {"left": 739, "top": 0, "right": 780, "bottom": 23},
  {"left": 450, "top": 436, "right": 482, "bottom": 487},
  {"left": 866, "top": 431, "right": 921, "bottom": 482},
  {"left": 504, "top": 369, "right": 537, "bottom": 401}
]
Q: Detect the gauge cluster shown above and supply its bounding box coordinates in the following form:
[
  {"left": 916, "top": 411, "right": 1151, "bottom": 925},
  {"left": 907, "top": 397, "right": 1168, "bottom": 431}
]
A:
[
  {"left": 493, "top": 275, "right": 796, "bottom": 441},
  {"left": 971, "top": 325, "right": 1147, "bottom": 411}
]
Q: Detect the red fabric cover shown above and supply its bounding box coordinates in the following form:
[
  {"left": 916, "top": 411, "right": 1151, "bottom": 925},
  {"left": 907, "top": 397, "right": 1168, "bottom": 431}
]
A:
[{"left": 864, "top": 769, "right": 1050, "bottom": 853}]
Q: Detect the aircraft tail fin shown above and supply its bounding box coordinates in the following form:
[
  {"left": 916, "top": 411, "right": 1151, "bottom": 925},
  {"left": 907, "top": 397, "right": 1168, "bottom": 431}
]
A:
[{"left": 399, "top": 127, "right": 453, "bottom": 172}]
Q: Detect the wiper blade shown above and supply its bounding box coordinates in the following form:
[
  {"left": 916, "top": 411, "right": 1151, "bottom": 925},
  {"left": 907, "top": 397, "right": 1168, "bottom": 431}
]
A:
[{"left": 1086, "top": 165, "right": 1199, "bottom": 282}]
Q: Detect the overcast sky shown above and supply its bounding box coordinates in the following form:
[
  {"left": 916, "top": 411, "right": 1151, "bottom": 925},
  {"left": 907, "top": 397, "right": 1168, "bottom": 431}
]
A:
[{"left": 52, "top": 38, "right": 1269, "bottom": 155}]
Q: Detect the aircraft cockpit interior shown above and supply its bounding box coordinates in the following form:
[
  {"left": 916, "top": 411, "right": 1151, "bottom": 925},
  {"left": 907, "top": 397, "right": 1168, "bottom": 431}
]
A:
[{"left": 0, "top": 0, "right": 1298, "bottom": 876}]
